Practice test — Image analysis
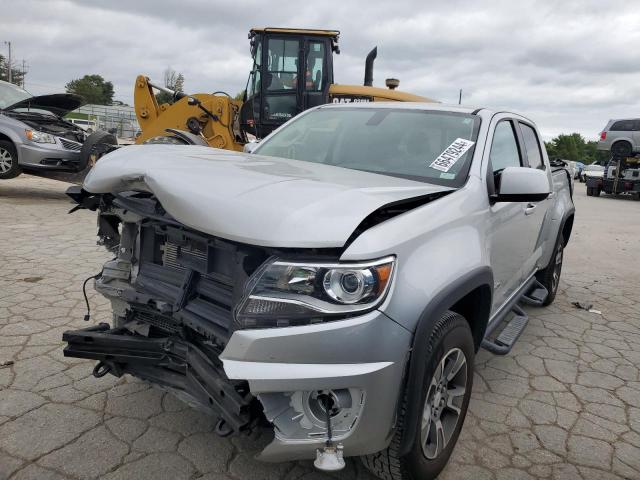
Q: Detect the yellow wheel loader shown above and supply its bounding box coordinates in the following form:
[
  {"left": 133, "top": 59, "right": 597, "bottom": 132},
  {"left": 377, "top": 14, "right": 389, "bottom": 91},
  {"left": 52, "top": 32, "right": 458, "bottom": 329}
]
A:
[{"left": 134, "top": 28, "right": 433, "bottom": 150}]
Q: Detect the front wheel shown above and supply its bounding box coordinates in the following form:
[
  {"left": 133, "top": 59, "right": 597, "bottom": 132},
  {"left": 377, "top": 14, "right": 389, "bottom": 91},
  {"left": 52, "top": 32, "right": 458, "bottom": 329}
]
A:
[
  {"left": 536, "top": 233, "right": 564, "bottom": 306},
  {"left": 361, "top": 311, "right": 474, "bottom": 480},
  {"left": 0, "top": 140, "right": 21, "bottom": 179}
]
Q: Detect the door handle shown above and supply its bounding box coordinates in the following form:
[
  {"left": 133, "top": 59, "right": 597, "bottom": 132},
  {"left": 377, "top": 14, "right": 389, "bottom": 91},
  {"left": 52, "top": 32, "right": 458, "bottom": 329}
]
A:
[{"left": 524, "top": 203, "right": 537, "bottom": 215}]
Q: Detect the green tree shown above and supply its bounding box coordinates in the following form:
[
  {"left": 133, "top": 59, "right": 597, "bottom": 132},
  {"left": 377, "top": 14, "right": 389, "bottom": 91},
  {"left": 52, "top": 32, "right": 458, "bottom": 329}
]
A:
[
  {"left": 65, "top": 74, "right": 114, "bottom": 105},
  {"left": 0, "top": 55, "right": 25, "bottom": 86},
  {"left": 155, "top": 67, "right": 185, "bottom": 105},
  {"left": 174, "top": 73, "right": 184, "bottom": 94},
  {"left": 544, "top": 132, "right": 609, "bottom": 164}
]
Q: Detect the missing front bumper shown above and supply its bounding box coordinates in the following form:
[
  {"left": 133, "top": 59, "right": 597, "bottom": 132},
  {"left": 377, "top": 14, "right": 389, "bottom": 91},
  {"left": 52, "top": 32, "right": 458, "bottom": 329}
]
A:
[{"left": 62, "top": 323, "right": 254, "bottom": 432}]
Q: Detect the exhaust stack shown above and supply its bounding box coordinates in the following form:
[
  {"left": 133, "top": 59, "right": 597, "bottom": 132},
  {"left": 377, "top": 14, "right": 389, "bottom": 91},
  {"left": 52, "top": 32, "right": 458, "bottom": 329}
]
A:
[{"left": 363, "top": 47, "right": 377, "bottom": 87}]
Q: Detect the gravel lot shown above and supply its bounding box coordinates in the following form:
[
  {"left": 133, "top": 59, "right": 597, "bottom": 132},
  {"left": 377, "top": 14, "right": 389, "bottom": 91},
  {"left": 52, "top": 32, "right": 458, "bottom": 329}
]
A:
[{"left": 0, "top": 175, "right": 639, "bottom": 480}]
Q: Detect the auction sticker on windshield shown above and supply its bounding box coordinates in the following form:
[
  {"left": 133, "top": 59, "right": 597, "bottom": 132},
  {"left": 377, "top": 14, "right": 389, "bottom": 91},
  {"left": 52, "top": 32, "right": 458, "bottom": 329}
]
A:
[{"left": 429, "top": 138, "right": 475, "bottom": 172}]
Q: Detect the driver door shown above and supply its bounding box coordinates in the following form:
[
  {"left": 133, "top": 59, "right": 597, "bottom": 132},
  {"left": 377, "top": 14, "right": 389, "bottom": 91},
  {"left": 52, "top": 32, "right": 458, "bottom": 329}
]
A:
[{"left": 486, "top": 119, "right": 533, "bottom": 313}]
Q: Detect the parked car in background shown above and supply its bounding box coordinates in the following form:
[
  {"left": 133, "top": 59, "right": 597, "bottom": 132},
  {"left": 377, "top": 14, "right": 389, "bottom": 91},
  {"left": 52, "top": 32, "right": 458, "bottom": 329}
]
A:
[
  {"left": 581, "top": 163, "right": 605, "bottom": 182},
  {"left": 63, "top": 103, "right": 575, "bottom": 480},
  {"left": 66, "top": 117, "right": 97, "bottom": 133},
  {"left": 598, "top": 118, "right": 640, "bottom": 157},
  {"left": 0, "top": 80, "right": 88, "bottom": 179}
]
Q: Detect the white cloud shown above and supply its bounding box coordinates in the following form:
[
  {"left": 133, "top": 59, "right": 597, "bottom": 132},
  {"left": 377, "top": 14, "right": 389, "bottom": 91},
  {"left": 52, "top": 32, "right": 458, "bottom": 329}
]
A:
[{"left": 1, "top": 0, "right": 638, "bottom": 140}]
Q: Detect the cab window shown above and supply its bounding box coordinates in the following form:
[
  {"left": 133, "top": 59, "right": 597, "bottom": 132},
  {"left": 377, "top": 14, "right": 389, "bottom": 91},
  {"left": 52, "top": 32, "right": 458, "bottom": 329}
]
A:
[
  {"left": 519, "top": 123, "right": 544, "bottom": 169},
  {"left": 305, "top": 42, "right": 325, "bottom": 91},
  {"left": 490, "top": 121, "right": 521, "bottom": 173},
  {"left": 266, "top": 39, "right": 299, "bottom": 91},
  {"left": 247, "top": 39, "right": 261, "bottom": 99}
]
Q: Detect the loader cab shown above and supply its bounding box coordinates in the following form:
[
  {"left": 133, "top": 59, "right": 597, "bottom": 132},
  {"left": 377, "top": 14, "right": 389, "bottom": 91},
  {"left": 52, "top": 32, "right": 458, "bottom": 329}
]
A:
[{"left": 240, "top": 28, "right": 339, "bottom": 139}]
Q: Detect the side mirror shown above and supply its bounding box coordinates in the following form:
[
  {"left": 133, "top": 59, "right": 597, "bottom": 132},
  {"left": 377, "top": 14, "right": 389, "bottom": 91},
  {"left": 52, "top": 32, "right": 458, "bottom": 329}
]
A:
[
  {"left": 494, "top": 167, "right": 550, "bottom": 202},
  {"left": 243, "top": 140, "right": 260, "bottom": 154}
]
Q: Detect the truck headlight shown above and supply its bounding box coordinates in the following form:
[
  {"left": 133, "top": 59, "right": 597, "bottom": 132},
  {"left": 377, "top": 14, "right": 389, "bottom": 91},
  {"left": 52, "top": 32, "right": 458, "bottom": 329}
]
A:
[
  {"left": 25, "top": 129, "right": 56, "bottom": 144},
  {"left": 235, "top": 256, "right": 395, "bottom": 328}
]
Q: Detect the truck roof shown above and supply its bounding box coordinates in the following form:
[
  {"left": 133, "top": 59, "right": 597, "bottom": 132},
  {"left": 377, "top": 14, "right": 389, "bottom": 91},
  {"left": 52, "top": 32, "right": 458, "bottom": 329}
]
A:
[{"left": 316, "top": 102, "right": 536, "bottom": 124}]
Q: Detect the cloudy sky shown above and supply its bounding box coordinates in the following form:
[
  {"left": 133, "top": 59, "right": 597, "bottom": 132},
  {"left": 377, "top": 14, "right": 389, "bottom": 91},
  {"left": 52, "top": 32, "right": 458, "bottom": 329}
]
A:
[{"left": 1, "top": 0, "right": 639, "bottom": 140}]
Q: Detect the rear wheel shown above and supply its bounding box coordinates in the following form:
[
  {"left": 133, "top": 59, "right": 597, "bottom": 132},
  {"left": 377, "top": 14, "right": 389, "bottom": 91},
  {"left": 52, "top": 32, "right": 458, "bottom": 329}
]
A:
[
  {"left": 536, "top": 233, "right": 564, "bottom": 306},
  {"left": 361, "top": 311, "right": 474, "bottom": 480},
  {"left": 611, "top": 141, "right": 632, "bottom": 158},
  {"left": 586, "top": 187, "right": 593, "bottom": 196},
  {"left": 0, "top": 140, "right": 21, "bottom": 179}
]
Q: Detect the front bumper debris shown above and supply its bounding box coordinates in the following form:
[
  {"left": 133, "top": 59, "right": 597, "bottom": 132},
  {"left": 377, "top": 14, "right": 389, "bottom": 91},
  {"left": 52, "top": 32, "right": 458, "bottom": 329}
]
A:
[{"left": 62, "top": 323, "right": 254, "bottom": 432}]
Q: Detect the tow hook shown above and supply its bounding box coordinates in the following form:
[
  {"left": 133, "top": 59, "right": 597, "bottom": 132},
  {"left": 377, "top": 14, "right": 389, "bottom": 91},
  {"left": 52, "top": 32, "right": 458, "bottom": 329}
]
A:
[
  {"left": 214, "top": 418, "right": 233, "bottom": 437},
  {"left": 92, "top": 361, "right": 111, "bottom": 378},
  {"left": 313, "top": 392, "right": 345, "bottom": 472}
]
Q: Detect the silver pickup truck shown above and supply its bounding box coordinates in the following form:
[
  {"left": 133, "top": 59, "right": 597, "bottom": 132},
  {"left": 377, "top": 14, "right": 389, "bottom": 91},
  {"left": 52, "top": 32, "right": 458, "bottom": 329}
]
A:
[{"left": 63, "top": 103, "right": 574, "bottom": 480}]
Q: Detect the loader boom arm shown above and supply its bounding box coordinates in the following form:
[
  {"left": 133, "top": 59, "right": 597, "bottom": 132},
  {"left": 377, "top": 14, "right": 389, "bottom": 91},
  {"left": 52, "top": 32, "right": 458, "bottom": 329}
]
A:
[{"left": 133, "top": 75, "right": 246, "bottom": 150}]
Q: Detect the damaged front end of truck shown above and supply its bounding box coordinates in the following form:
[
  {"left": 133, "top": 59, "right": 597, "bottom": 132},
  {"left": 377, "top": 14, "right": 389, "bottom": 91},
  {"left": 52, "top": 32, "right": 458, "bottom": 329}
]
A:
[
  {"left": 60, "top": 144, "right": 453, "bottom": 464},
  {"left": 62, "top": 189, "right": 394, "bottom": 458}
]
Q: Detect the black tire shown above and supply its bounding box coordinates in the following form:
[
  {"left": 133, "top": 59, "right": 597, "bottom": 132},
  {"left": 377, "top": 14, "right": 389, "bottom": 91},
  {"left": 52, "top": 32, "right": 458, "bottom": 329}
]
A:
[
  {"left": 536, "top": 233, "right": 564, "bottom": 306},
  {"left": 594, "top": 187, "right": 601, "bottom": 197},
  {"left": 0, "top": 140, "right": 21, "bottom": 179},
  {"left": 611, "top": 141, "right": 632, "bottom": 158},
  {"left": 361, "top": 311, "right": 474, "bottom": 480},
  {"left": 586, "top": 187, "right": 593, "bottom": 196}
]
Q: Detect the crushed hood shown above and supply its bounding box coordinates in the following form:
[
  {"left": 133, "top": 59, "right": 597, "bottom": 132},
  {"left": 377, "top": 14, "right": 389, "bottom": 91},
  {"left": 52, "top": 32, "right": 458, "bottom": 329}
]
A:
[
  {"left": 5, "top": 93, "right": 83, "bottom": 117},
  {"left": 84, "top": 145, "right": 453, "bottom": 248}
]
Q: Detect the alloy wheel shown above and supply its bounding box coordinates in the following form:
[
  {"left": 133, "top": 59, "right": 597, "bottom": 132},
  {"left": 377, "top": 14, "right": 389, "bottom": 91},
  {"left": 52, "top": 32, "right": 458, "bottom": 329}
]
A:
[
  {"left": 421, "top": 347, "right": 468, "bottom": 459},
  {"left": 551, "top": 243, "right": 563, "bottom": 293},
  {"left": 0, "top": 147, "right": 13, "bottom": 173}
]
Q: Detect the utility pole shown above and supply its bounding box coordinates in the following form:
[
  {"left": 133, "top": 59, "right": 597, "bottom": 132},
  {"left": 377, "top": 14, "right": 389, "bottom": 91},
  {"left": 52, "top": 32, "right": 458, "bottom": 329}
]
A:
[
  {"left": 21, "top": 59, "right": 28, "bottom": 87},
  {"left": 458, "top": 89, "right": 462, "bottom": 105},
  {"left": 3, "top": 41, "right": 11, "bottom": 83}
]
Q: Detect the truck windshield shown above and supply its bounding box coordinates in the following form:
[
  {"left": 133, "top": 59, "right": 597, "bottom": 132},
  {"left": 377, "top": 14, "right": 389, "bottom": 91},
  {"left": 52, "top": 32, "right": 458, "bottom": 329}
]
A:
[
  {"left": 254, "top": 107, "right": 481, "bottom": 186},
  {"left": 0, "top": 81, "right": 32, "bottom": 109}
]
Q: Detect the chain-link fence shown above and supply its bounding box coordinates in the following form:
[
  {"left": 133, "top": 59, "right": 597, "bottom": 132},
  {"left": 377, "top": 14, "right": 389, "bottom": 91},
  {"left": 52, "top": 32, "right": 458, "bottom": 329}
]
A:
[{"left": 71, "top": 104, "right": 140, "bottom": 139}]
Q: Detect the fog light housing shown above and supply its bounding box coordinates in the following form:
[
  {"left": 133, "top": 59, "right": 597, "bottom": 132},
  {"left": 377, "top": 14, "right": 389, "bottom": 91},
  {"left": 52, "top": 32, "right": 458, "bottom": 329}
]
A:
[{"left": 258, "top": 388, "right": 365, "bottom": 441}]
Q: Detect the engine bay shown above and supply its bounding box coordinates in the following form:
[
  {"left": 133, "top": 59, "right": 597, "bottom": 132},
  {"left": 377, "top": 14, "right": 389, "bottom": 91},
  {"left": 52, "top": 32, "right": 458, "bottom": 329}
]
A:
[{"left": 5, "top": 110, "right": 86, "bottom": 143}]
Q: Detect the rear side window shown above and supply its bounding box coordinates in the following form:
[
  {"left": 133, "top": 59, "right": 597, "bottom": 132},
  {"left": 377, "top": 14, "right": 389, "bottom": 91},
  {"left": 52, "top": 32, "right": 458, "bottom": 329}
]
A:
[
  {"left": 519, "top": 123, "right": 544, "bottom": 169},
  {"left": 489, "top": 121, "right": 521, "bottom": 173},
  {"left": 610, "top": 120, "right": 636, "bottom": 131}
]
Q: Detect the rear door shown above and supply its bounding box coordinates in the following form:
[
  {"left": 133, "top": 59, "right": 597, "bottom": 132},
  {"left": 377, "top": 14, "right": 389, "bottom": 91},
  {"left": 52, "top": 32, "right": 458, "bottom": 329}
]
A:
[
  {"left": 486, "top": 118, "right": 533, "bottom": 312},
  {"left": 516, "top": 121, "right": 552, "bottom": 280}
]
